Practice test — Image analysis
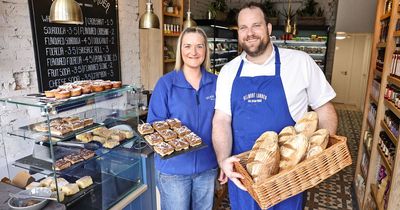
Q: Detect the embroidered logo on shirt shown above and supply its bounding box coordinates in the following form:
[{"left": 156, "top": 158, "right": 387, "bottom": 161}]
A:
[
  {"left": 205, "top": 95, "right": 215, "bottom": 100},
  {"left": 243, "top": 92, "right": 267, "bottom": 103}
]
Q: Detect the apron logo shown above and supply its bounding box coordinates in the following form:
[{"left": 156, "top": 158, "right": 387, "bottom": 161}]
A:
[
  {"left": 205, "top": 95, "right": 215, "bottom": 100},
  {"left": 243, "top": 92, "right": 267, "bottom": 103}
]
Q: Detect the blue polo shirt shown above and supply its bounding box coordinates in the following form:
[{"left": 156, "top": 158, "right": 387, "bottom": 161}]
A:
[{"left": 147, "top": 68, "right": 218, "bottom": 175}]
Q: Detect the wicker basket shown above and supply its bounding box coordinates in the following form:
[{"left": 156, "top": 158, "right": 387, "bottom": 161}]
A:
[{"left": 233, "top": 135, "right": 352, "bottom": 209}]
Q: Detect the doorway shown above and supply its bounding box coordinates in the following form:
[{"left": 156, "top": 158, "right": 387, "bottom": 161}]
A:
[{"left": 331, "top": 33, "right": 372, "bottom": 111}]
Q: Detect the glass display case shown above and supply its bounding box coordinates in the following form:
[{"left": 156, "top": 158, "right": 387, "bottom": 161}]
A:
[
  {"left": 197, "top": 19, "right": 238, "bottom": 74},
  {"left": 0, "top": 85, "right": 151, "bottom": 209},
  {"left": 272, "top": 25, "right": 330, "bottom": 73}
]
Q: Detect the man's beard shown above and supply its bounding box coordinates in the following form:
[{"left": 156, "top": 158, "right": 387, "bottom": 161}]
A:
[{"left": 240, "top": 35, "right": 270, "bottom": 57}]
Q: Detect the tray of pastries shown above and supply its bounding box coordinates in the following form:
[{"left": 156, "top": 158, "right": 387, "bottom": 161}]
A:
[
  {"left": 137, "top": 118, "right": 207, "bottom": 159},
  {"left": 54, "top": 148, "right": 96, "bottom": 171},
  {"left": 21, "top": 116, "right": 97, "bottom": 139},
  {"left": 43, "top": 79, "right": 122, "bottom": 100},
  {"left": 74, "top": 125, "right": 134, "bottom": 150}
]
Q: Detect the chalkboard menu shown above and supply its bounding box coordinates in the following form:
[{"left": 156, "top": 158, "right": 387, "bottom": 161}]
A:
[{"left": 28, "top": 0, "right": 120, "bottom": 92}]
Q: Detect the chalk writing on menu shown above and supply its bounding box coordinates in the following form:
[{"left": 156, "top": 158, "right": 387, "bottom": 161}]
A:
[{"left": 28, "top": 0, "right": 120, "bottom": 92}]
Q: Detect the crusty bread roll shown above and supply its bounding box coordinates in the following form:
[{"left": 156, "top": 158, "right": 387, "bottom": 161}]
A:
[
  {"left": 309, "top": 129, "right": 330, "bottom": 149},
  {"left": 294, "top": 111, "right": 318, "bottom": 138},
  {"left": 306, "top": 145, "right": 324, "bottom": 159},
  {"left": 278, "top": 126, "right": 296, "bottom": 146},
  {"left": 246, "top": 131, "right": 280, "bottom": 182},
  {"left": 279, "top": 133, "right": 309, "bottom": 171}
]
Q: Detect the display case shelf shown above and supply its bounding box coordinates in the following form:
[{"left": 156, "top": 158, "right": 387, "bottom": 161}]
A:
[
  {"left": 377, "top": 145, "right": 393, "bottom": 174},
  {"left": 380, "top": 12, "right": 391, "bottom": 21},
  {"left": 380, "top": 121, "right": 398, "bottom": 146},
  {"left": 387, "top": 75, "right": 400, "bottom": 87},
  {"left": 384, "top": 99, "right": 400, "bottom": 119},
  {"left": 371, "top": 184, "right": 384, "bottom": 210}
]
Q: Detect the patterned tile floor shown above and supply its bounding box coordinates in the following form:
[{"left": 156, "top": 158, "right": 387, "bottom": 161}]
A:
[{"left": 216, "top": 107, "right": 362, "bottom": 210}]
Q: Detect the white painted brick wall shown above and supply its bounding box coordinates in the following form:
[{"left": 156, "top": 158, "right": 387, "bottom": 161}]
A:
[{"left": 0, "top": 0, "right": 141, "bottom": 179}]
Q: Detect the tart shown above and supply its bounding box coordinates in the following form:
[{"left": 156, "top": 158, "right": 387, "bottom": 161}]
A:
[
  {"left": 91, "top": 83, "right": 104, "bottom": 92},
  {"left": 81, "top": 85, "right": 92, "bottom": 94},
  {"left": 33, "top": 123, "right": 49, "bottom": 132},
  {"left": 168, "top": 138, "right": 190, "bottom": 151},
  {"left": 54, "top": 159, "right": 72, "bottom": 171},
  {"left": 166, "top": 118, "right": 181, "bottom": 128},
  {"left": 55, "top": 90, "right": 71, "bottom": 99},
  {"left": 70, "top": 87, "right": 82, "bottom": 97},
  {"left": 137, "top": 123, "right": 154, "bottom": 135},
  {"left": 61, "top": 183, "right": 79, "bottom": 196},
  {"left": 158, "top": 129, "right": 177, "bottom": 142},
  {"left": 64, "top": 153, "right": 84, "bottom": 164},
  {"left": 183, "top": 132, "right": 202, "bottom": 147},
  {"left": 153, "top": 142, "right": 174, "bottom": 156},
  {"left": 152, "top": 121, "right": 169, "bottom": 131},
  {"left": 111, "top": 81, "right": 122, "bottom": 88},
  {"left": 144, "top": 132, "right": 164, "bottom": 145},
  {"left": 50, "top": 125, "right": 72, "bottom": 136},
  {"left": 103, "top": 139, "right": 120, "bottom": 149},
  {"left": 173, "top": 126, "right": 191, "bottom": 138},
  {"left": 79, "top": 149, "right": 95, "bottom": 160},
  {"left": 83, "top": 118, "right": 94, "bottom": 126}
]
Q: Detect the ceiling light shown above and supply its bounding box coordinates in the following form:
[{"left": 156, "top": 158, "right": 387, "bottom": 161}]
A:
[
  {"left": 139, "top": 0, "right": 160, "bottom": 29},
  {"left": 49, "top": 0, "right": 83, "bottom": 25}
]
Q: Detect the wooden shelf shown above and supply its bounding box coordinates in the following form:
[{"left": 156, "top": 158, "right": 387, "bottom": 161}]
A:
[
  {"left": 380, "top": 12, "right": 391, "bottom": 21},
  {"left": 387, "top": 75, "right": 400, "bottom": 87},
  {"left": 377, "top": 145, "right": 393, "bottom": 174},
  {"left": 384, "top": 99, "right": 400, "bottom": 119},
  {"left": 377, "top": 42, "right": 387, "bottom": 48},
  {"left": 380, "top": 121, "right": 398, "bottom": 146},
  {"left": 394, "top": 30, "right": 400, "bottom": 37},
  {"left": 371, "top": 184, "right": 384, "bottom": 210},
  {"left": 164, "top": 12, "right": 180, "bottom": 18},
  {"left": 164, "top": 59, "right": 175, "bottom": 63},
  {"left": 164, "top": 33, "right": 180, "bottom": 37}
]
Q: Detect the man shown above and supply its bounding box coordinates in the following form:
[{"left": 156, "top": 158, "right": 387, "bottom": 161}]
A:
[{"left": 212, "top": 2, "right": 338, "bottom": 210}]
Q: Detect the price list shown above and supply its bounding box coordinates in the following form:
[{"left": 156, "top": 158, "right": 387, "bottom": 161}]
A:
[{"left": 28, "top": 0, "right": 120, "bottom": 92}]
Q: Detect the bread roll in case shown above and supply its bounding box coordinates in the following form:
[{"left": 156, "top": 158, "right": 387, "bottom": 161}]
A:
[
  {"left": 279, "top": 133, "right": 309, "bottom": 171},
  {"left": 246, "top": 131, "right": 280, "bottom": 182},
  {"left": 294, "top": 111, "right": 318, "bottom": 137}
]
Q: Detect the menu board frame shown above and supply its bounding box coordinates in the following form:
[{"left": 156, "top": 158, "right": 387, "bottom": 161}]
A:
[{"left": 28, "top": 0, "right": 121, "bottom": 92}]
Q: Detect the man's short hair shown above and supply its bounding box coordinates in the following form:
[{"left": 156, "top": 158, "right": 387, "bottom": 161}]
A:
[{"left": 237, "top": 2, "right": 269, "bottom": 25}]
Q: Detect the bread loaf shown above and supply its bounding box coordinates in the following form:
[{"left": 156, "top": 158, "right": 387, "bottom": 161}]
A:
[
  {"left": 306, "top": 145, "right": 324, "bottom": 159},
  {"left": 294, "top": 111, "right": 318, "bottom": 137},
  {"left": 278, "top": 126, "right": 296, "bottom": 146},
  {"left": 246, "top": 131, "right": 280, "bottom": 182},
  {"left": 279, "top": 133, "right": 309, "bottom": 171},
  {"left": 309, "top": 129, "right": 329, "bottom": 149}
]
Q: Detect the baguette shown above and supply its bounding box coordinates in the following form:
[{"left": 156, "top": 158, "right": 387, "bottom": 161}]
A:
[
  {"left": 294, "top": 111, "right": 318, "bottom": 138},
  {"left": 279, "top": 133, "right": 309, "bottom": 172},
  {"left": 246, "top": 131, "right": 280, "bottom": 182}
]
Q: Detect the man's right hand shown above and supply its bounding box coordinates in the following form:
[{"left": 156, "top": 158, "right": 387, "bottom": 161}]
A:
[{"left": 219, "top": 156, "right": 247, "bottom": 191}]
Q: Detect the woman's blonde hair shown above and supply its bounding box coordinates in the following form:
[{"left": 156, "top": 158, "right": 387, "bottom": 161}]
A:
[{"left": 174, "top": 27, "right": 211, "bottom": 71}]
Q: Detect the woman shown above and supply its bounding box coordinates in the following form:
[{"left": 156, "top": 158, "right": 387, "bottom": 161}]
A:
[{"left": 147, "top": 27, "right": 218, "bottom": 210}]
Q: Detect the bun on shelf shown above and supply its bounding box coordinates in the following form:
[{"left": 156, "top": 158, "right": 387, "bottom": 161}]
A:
[
  {"left": 76, "top": 176, "right": 93, "bottom": 189},
  {"left": 246, "top": 131, "right": 280, "bottom": 182}
]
